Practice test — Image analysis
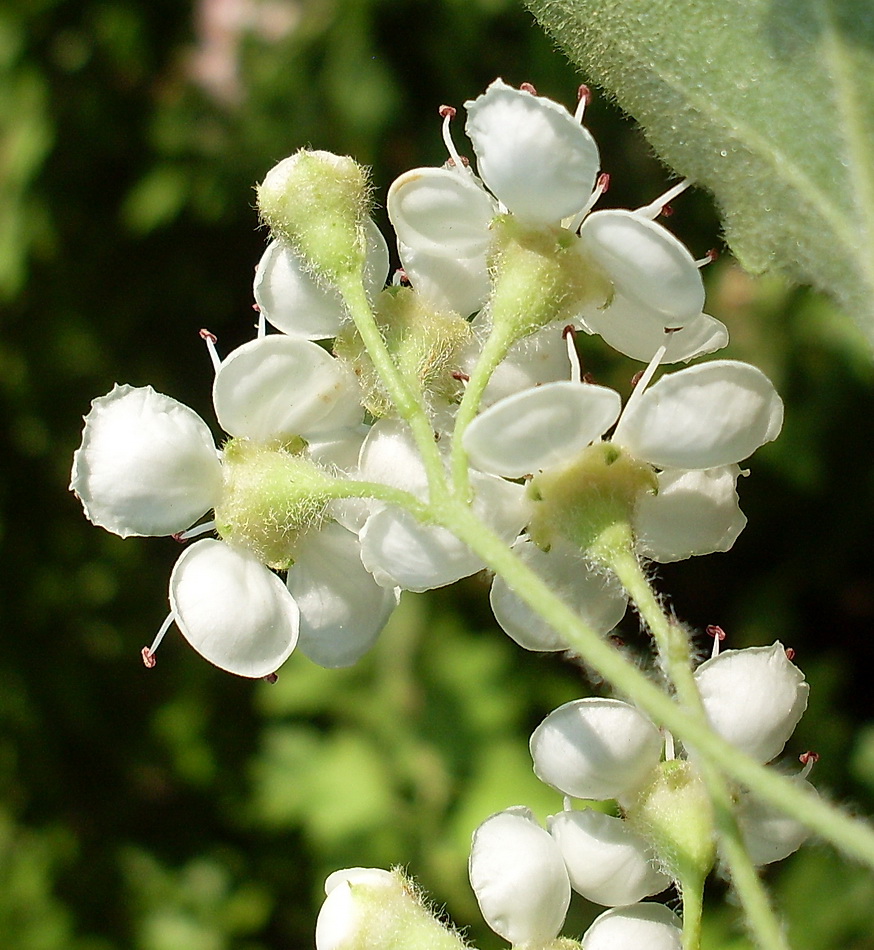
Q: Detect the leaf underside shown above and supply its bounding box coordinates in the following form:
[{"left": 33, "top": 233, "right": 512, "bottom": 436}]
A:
[{"left": 525, "top": 0, "right": 874, "bottom": 346}]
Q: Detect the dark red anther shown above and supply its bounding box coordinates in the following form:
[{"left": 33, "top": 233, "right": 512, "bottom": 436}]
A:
[
  {"left": 446, "top": 155, "right": 470, "bottom": 167},
  {"left": 582, "top": 372, "right": 596, "bottom": 385},
  {"left": 396, "top": 268, "right": 411, "bottom": 286},
  {"left": 199, "top": 328, "right": 218, "bottom": 344},
  {"left": 609, "top": 634, "right": 626, "bottom": 648},
  {"left": 597, "top": 172, "right": 611, "bottom": 193},
  {"left": 706, "top": 624, "right": 726, "bottom": 641},
  {"left": 263, "top": 672, "right": 279, "bottom": 684},
  {"left": 706, "top": 248, "right": 719, "bottom": 263},
  {"left": 141, "top": 647, "right": 157, "bottom": 669},
  {"left": 562, "top": 324, "right": 577, "bottom": 341},
  {"left": 451, "top": 370, "right": 471, "bottom": 383},
  {"left": 799, "top": 751, "right": 820, "bottom": 765},
  {"left": 171, "top": 532, "right": 187, "bottom": 543},
  {"left": 784, "top": 646, "right": 796, "bottom": 661},
  {"left": 578, "top": 84, "right": 592, "bottom": 105},
  {"left": 252, "top": 303, "right": 261, "bottom": 312},
  {"left": 520, "top": 82, "right": 538, "bottom": 95},
  {"left": 439, "top": 104, "right": 456, "bottom": 118},
  {"left": 630, "top": 369, "right": 645, "bottom": 389},
  {"left": 660, "top": 204, "right": 675, "bottom": 217}
]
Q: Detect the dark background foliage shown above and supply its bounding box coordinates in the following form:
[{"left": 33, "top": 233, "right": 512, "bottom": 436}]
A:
[{"left": 2, "top": 0, "right": 873, "bottom": 946}]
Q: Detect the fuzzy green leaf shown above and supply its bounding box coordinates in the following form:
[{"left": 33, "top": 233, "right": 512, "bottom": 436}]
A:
[{"left": 525, "top": 0, "right": 874, "bottom": 344}]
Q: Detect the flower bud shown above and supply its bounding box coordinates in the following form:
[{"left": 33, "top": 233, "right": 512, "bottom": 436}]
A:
[
  {"left": 315, "top": 868, "right": 466, "bottom": 950},
  {"left": 257, "top": 149, "right": 371, "bottom": 286}
]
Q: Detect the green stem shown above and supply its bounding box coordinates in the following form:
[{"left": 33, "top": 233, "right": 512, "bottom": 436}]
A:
[
  {"left": 601, "top": 529, "right": 790, "bottom": 950},
  {"left": 432, "top": 500, "right": 874, "bottom": 871},
  {"left": 680, "top": 873, "right": 704, "bottom": 950},
  {"left": 449, "top": 318, "right": 519, "bottom": 497},
  {"left": 321, "top": 479, "right": 431, "bottom": 520},
  {"left": 338, "top": 276, "right": 450, "bottom": 502}
]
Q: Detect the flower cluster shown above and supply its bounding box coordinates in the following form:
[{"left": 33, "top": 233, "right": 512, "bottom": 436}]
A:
[
  {"left": 467, "top": 641, "right": 815, "bottom": 948},
  {"left": 71, "top": 77, "right": 783, "bottom": 680}
]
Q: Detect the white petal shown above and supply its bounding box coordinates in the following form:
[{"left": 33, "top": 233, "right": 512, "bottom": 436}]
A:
[
  {"left": 316, "top": 868, "right": 395, "bottom": 950},
  {"left": 530, "top": 698, "right": 663, "bottom": 800},
  {"left": 70, "top": 384, "right": 222, "bottom": 538},
  {"left": 287, "top": 522, "right": 399, "bottom": 668},
  {"left": 464, "top": 78, "right": 599, "bottom": 224},
  {"left": 213, "top": 335, "right": 357, "bottom": 440},
  {"left": 490, "top": 538, "right": 627, "bottom": 651},
  {"left": 357, "top": 418, "right": 431, "bottom": 498},
  {"left": 614, "top": 360, "right": 784, "bottom": 470},
  {"left": 737, "top": 781, "right": 815, "bottom": 865},
  {"left": 463, "top": 381, "right": 622, "bottom": 477},
  {"left": 582, "top": 903, "right": 683, "bottom": 950},
  {"left": 358, "top": 473, "right": 525, "bottom": 592},
  {"left": 548, "top": 809, "right": 670, "bottom": 906},
  {"left": 469, "top": 807, "right": 570, "bottom": 946},
  {"left": 634, "top": 465, "right": 747, "bottom": 562},
  {"left": 388, "top": 166, "right": 498, "bottom": 258},
  {"left": 255, "top": 221, "right": 389, "bottom": 339},
  {"left": 169, "top": 539, "right": 299, "bottom": 677},
  {"left": 466, "top": 319, "right": 573, "bottom": 406},
  {"left": 397, "top": 239, "right": 490, "bottom": 316},
  {"left": 578, "top": 299, "right": 729, "bottom": 364},
  {"left": 693, "top": 642, "right": 809, "bottom": 763},
  {"left": 579, "top": 210, "right": 704, "bottom": 327}
]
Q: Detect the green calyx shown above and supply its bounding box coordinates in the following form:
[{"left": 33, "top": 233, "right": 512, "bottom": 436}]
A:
[
  {"left": 335, "top": 285, "right": 473, "bottom": 417},
  {"left": 527, "top": 442, "right": 657, "bottom": 556},
  {"left": 214, "top": 438, "right": 336, "bottom": 570},
  {"left": 256, "top": 149, "right": 371, "bottom": 285},
  {"left": 486, "top": 215, "right": 611, "bottom": 344},
  {"left": 625, "top": 759, "right": 716, "bottom": 885}
]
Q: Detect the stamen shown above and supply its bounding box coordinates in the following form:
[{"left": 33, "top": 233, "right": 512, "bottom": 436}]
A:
[
  {"left": 175, "top": 520, "right": 216, "bottom": 542},
  {"left": 142, "top": 611, "right": 176, "bottom": 667},
  {"left": 784, "top": 646, "right": 796, "bottom": 661},
  {"left": 439, "top": 105, "right": 469, "bottom": 174},
  {"left": 567, "top": 172, "right": 610, "bottom": 233},
  {"left": 799, "top": 751, "right": 819, "bottom": 778},
  {"left": 613, "top": 344, "right": 667, "bottom": 443},
  {"left": 695, "top": 249, "right": 719, "bottom": 269},
  {"left": 573, "top": 84, "right": 592, "bottom": 122},
  {"left": 263, "top": 672, "right": 279, "bottom": 684},
  {"left": 520, "top": 82, "right": 538, "bottom": 95},
  {"left": 636, "top": 179, "right": 692, "bottom": 221},
  {"left": 563, "top": 325, "right": 582, "bottom": 384},
  {"left": 200, "top": 328, "right": 221, "bottom": 373},
  {"left": 707, "top": 624, "right": 726, "bottom": 658},
  {"left": 664, "top": 731, "right": 676, "bottom": 761},
  {"left": 562, "top": 795, "right": 573, "bottom": 811},
  {"left": 451, "top": 370, "right": 470, "bottom": 386},
  {"left": 256, "top": 306, "right": 266, "bottom": 338}
]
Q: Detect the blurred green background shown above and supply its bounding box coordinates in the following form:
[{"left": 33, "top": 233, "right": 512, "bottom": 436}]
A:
[{"left": 2, "top": 0, "right": 874, "bottom": 947}]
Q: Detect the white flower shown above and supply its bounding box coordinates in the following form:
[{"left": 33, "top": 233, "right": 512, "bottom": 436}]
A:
[
  {"left": 581, "top": 903, "right": 683, "bottom": 950},
  {"left": 462, "top": 358, "right": 782, "bottom": 645},
  {"left": 388, "top": 79, "right": 599, "bottom": 316},
  {"left": 469, "top": 806, "right": 571, "bottom": 946},
  {"left": 71, "top": 335, "right": 398, "bottom": 675}
]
